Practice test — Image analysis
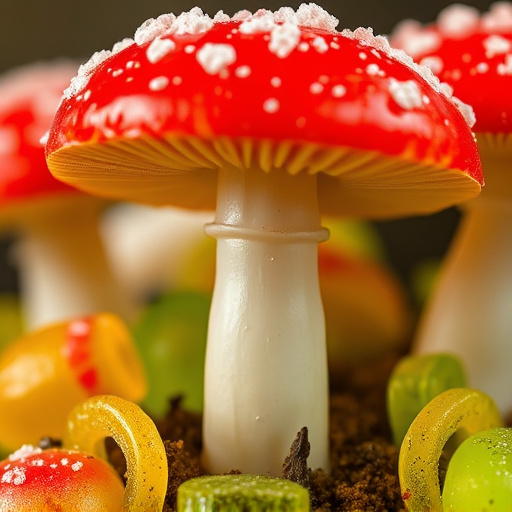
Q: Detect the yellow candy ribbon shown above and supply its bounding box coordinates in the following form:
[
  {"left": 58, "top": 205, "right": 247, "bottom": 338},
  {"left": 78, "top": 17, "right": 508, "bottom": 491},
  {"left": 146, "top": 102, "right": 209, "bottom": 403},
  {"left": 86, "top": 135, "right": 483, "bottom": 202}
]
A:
[
  {"left": 64, "top": 394, "right": 168, "bottom": 512},
  {"left": 398, "top": 388, "right": 502, "bottom": 512}
]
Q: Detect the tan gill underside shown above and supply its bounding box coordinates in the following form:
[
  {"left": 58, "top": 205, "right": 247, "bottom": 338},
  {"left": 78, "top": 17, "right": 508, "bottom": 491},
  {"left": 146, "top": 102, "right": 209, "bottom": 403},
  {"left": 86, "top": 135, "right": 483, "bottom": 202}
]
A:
[{"left": 47, "top": 135, "right": 482, "bottom": 219}]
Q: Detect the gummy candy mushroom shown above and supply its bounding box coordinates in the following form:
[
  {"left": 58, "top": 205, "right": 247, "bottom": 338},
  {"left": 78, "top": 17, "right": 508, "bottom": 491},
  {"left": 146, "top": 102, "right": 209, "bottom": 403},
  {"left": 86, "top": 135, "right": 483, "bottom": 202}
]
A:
[
  {"left": 391, "top": 2, "right": 512, "bottom": 416},
  {"left": 0, "top": 61, "right": 132, "bottom": 329},
  {"left": 0, "top": 445, "right": 125, "bottom": 511},
  {"left": 46, "top": 4, "right": 482, "bottom": 476}
]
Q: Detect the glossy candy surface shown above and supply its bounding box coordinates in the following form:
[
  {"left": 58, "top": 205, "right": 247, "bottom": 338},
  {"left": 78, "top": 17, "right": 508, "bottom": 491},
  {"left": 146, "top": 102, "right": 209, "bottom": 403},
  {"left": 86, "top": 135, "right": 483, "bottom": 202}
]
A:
[
  {"left": 0, "top": 445, "right": 124, "bottom": 511},
  {"left": 64, "top": 395, "right": 168, "bottom": 512},
  {"left": 399, "top": 388, "right": 502, "bottom": 512},
  {"left": 0, "top": 313, "right": 146, "bottom": 450},
  {"left": 387, "top": 353, "right": 467, "bottom": 445},
  {"left": 443, "top": 427, "right": 512, "bottom": 511}
]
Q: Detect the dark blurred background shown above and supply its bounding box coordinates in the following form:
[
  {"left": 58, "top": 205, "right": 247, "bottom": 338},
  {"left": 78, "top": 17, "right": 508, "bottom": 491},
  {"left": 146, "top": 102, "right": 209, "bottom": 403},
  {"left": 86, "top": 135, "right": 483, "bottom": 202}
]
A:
[{"left": 0, "top": 0, "right": 494, "bottom": 297}]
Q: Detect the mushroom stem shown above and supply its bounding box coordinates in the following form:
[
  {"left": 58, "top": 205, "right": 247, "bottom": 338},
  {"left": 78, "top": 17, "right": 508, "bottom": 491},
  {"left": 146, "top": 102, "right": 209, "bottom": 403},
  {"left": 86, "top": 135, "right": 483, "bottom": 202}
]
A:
[
  {"left": 15, "top": 203, "right": 133, "bottom": 329},
  {"left": 414, "top": 198, "right": 512, "bottom": 414},
  {"left": 202, "top": 166, "right": 330, "bottom": 476}
]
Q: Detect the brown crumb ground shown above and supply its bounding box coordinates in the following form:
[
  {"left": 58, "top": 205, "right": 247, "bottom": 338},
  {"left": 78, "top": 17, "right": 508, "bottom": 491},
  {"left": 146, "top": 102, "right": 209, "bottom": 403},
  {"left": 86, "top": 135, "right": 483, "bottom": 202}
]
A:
[{"left": 107, "top": 355, "right": 405, "bottom": 511}]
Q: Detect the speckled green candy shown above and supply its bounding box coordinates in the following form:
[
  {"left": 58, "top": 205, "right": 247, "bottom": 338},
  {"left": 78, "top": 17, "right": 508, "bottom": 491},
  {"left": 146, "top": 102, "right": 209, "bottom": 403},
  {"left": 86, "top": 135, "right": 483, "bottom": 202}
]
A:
[
  {"left": 177, "top": 475, "right": 310, "bottom": 512},
  {"left": 443, "top": 428, "right": 512, "bottom": 511}
]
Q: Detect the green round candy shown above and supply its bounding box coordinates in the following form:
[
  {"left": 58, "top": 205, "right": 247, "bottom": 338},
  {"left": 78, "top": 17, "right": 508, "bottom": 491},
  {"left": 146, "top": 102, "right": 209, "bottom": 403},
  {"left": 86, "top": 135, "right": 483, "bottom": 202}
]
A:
[
  {"left": 177, "top": 475, "right": 310, "bottom": 512},
  {"left": 443, "top": 428, "right": 512, "bottom": 511},
  {"left": 387, "top": 353, "right": 467, "bottom": 446},
  {"left": 132, "top": 290, "right": 210, "bottom": 416}
]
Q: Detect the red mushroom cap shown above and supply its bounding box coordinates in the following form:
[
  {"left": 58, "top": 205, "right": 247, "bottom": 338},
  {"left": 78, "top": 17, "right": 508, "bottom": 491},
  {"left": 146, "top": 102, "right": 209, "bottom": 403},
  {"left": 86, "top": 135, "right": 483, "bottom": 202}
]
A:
[
  {"left": 0, "top": 446, "right": 124, "bottom": 511},
  {"left": 390, "top": 3, "right": 512, "bottom": 134},
  {"left": 0, "top": 61, "right": 83, "bottom": 214},
  {"left": 46, "top": 5, "right": 483, "bottom": 218}
]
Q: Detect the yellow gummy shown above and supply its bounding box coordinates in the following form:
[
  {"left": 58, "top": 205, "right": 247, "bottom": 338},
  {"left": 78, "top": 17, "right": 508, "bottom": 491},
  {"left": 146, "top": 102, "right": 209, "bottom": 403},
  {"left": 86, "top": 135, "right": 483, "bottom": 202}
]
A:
[
  {"left": 398, "top": 388, "right": 502, "bottom": 512},
  {"left": 64, "top": 395, "right": 168, "bottom": 512},
  {"left": 0, "top": 313, "right": 146, "bottom": 451}
]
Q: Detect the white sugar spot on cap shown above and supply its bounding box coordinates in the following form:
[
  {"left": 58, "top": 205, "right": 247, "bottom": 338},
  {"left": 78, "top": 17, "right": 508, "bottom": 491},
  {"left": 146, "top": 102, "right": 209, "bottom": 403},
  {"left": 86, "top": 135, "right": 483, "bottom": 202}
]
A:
[
  {"left": 498, "top": 54, "right": 512, "bottom": 75},
  {"left": 213, "top": 10, "right": 231, "bottom": 23},
  {"left": 437, "top": 4, "right": 480, "bottom": 38},
  {"left": 112, "top": 69, "right": 123, "bottom": 77},
  {"left": 269, "top": 23, "right": 301, "bottom": 58},
  {"left": 60, "top": 458, "right": 69, "bottom": 466},
  {"left": 476, "top": 62, "right": 489, "bottom": 73},
  {"left": 30, "top": 459, "right": 44, "bottom": 467},
  {"left": 391, "top": 20, "right": 441, "bottom": 59},
  {"left": 311, "top": 36, "right": 329, "bottom": 53},
  {"left": 389, "top": 78, "right": 423, "bottom": 110},
  {"left": 331, "top": 84, "right": 346, "bottom": 97},
  {"left": 452, "top": 96, "right": 476, "bottom": 127},
  {"left": 419, "top": 56, "right": 444, "bottom": 74},
  {"left": 146, "top": 37, "right": 176, "bottom": 64},
  {"left": 310, "top": 82, "right": 324, "bottom": 94},
  {"left": 50, "top": 464, "right": 58, "bottom": 469},
  {"left": 9, "top": 445, "right": 42, "bottom": 462},
  {"left": 1, "top": 467, "right": 26, "bottom": 485},
  {"left": 149, "top": 76, "right": 170, "bottom": 91},
  {"left": 172, "top": 76, "right": 183, "bottom": 85},
  {"left": 270, "top": 76, "right": 282, "bottom": 87},
  {"left": 366, "top": 63, "right": 384, "bottom": 76},
  {"left": 239, "top": 14, "right": 277, "bottom": 34},
  {"left": 482, "top": 2, "right": 512, "bottom": 32},
  {"left": 112, "top": 38, "right": 134, "bottom": 55},
  {"left": 184, "top": 45, "right": 196, "bottom": 54},
  {"left": 174, "top": 7, "right": 214, "bottom": 35},
  {"left": 295, "top": 3, "right": 339, "bottom": 31},
  {"left": 483, "top": 35, "right": 512, "bottom": 58},
  {"left": 235, "top": 65, "right": 251, "bottom": 78},
  {"left": 330, "top": 41, "right": 340, "bottom": 50},
  {"left": 64, "top": 50, "right": 112, "bottom": 99},
  {"left": 196, "top": 43, "right": 237, "bottom": 75},
  {"left": 263, "top": 98, "right": 280, "bottom": 113},
  {"left": 298, "top": 41, "right": 310, "bottom": 52},
  {"left": 134, "top": 13, "right": 176, "bottom": 45},
  {"left": 71, "top": 461, "right": 84, "bottom": 472}
]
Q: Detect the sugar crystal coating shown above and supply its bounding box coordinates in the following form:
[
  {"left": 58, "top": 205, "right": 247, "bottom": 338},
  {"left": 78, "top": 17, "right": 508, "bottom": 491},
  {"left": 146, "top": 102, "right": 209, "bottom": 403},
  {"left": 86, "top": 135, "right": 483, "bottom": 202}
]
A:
[{"left": 59, "top": 3, "right": 474, "bottom": 130}]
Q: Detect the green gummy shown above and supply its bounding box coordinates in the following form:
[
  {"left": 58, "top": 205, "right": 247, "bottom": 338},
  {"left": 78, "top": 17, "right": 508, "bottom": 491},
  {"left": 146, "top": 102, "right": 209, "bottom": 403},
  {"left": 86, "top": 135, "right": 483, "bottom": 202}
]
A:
[
  {"left": 132, "top": 290, "right": 210, "bottom": 416},
  {"left": 177, "top": 475, "right": 310, "bottom": 512},
  {"left": 387, "top": 353, "right": 467, "bottom": 446},
  {"left": 443, "top": 428, "right": 512, "bottom": 511}
]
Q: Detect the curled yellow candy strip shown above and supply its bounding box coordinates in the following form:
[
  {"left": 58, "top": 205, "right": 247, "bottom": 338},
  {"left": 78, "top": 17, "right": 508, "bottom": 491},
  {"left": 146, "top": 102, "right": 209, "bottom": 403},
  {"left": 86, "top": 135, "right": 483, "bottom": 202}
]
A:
[
  {"left": 64, "top": 394, "right": 168, "bottom": 512},
  {"left": 398, "top": 388, "right": 502, "bottom": 512}
]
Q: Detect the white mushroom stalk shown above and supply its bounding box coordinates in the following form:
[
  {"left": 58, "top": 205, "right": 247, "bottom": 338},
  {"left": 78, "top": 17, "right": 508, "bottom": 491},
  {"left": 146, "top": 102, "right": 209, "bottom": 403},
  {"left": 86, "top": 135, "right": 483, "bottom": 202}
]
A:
[
  {"left": 16, "top": 200, "right": 133, "bottom": 329},
  {"left": 414, "top": 139, "right": 512, "bottom": 414},
  {"left": 202, "top": 166, "right": 329, "bottom": 475}
]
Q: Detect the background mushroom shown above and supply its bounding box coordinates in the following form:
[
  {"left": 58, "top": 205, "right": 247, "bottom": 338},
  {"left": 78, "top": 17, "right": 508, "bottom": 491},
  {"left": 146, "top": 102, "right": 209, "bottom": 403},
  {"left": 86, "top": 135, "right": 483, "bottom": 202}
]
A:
[
  {"left": 390, "top": 2, "right": 512, "bottom": 416},
  {"left": 46, "top": 4, "right": 482, "bottom": 476},
  {"left": 0, "top": 61, "right": 133, "bottom": 329}
]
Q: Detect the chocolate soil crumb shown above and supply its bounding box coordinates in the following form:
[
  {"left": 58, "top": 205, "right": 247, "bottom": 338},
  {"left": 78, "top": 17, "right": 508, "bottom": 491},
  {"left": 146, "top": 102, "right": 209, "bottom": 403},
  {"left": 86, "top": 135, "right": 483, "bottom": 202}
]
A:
[{"left": 106, "top": 355, "right": 405, "bottom": 511}]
